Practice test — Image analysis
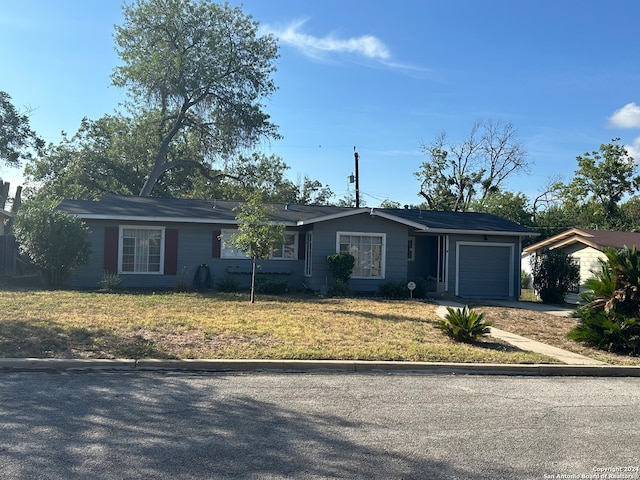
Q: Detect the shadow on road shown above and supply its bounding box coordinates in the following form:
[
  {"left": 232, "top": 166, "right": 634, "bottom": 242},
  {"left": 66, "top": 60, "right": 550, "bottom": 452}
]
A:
[{"left": 0, "top": 371, "right": 528, "bottom": 479}]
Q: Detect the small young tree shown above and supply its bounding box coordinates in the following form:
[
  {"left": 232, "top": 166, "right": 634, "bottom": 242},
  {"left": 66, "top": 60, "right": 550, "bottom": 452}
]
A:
[
  {"left": 531, "top": 249, "right": 580, "bottom": 304},
  {"left": 228, "top": 191, "right": 285, "bottom": 303},
  {"left": 13, "top": 199, "right": 91, "bottom": 287}
]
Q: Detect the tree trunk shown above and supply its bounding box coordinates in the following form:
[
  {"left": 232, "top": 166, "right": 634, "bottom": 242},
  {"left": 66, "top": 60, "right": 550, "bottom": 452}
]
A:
[{"left": 250, "top": 256, "right": 257, "bottom": 303}]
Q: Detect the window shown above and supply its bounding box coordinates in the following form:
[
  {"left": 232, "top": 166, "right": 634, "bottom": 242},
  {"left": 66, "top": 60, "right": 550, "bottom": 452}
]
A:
[
  {"left": 408, "top": 237, "right": 415, "bottom": 261},
  {"left": 304, "top": 232, "right": 313, "bottom": 277},
  {"left": 119, "top": 227, "right": 164, "bottom": 273},
  {"left": 220, "top": 229, "right": 249, "bottom": 259},
  {"left": 337, "top": 232, "right": 385, "bottom": 278},
  {"left": 271, "top": 232, "right": 298, "bottom": 260}
]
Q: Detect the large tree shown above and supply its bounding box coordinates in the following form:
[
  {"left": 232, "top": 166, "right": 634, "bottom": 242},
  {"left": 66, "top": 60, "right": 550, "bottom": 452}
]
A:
[
  {"left": 561, "top": 139, "right": 639, "bottom": 229},
  {"left": 415, "top": 120, "right": 529, "bottom": 211},
  {"left": 0, "top": 91, "right": 42, "bottom": 168},
  {"left": 112, "top": 0, "right": 280, "bottom": 196}
]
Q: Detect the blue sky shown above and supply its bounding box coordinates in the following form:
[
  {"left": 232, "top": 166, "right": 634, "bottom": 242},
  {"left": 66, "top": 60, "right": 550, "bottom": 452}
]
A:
[{"left": 2, "top": 0, "right": 640, "bottom": 207}]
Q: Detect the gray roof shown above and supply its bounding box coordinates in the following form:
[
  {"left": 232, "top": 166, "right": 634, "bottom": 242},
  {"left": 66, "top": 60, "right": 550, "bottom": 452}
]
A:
[{"left": 58, "top": 194, "right": 537, "bottom": 235}]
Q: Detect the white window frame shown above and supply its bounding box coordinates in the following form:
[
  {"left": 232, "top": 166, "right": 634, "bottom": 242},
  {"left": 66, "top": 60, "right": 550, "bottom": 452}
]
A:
[
  {"left": 270, "top": 232, "right": 298, "bottom": 260},
  {"left": 408, "top": 236, "right": 415, "bottom": 261},
  {"left": 220, "top": 229, "right": 250, "bottom": 259},
  {"left": 118, "top": 226, "right": 165, "bottom": 274},
  {"left": 336, "top": 231, "right": 386, "bottom": 279},
  {"left": 304, "top": 232, "right": 313, "bottom": 277}
]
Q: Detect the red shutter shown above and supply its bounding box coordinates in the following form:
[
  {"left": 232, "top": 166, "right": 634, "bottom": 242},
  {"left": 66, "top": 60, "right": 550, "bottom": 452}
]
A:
[
  {"left": 104, "top": 227, "right": 119, "bottom": 273},
  {"left": 298, "top": 232, "right": 306, "bottom": 260},
  {"left": 164, "top": 229, "right": 178, "bottom": 275}
]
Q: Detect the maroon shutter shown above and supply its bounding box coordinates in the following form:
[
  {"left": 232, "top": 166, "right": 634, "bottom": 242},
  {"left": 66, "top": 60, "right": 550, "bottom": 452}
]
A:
[
  {"left": 164, "top": 229, "right": 178, "bottom": 275},
  {"left": 298, "top": 232, "right": 306, "bottom": 260},
  {"left": 104, "top": 227, "right": 119, "bottom": 273},
  {"left": 212, "top": 230, "right": 221, "bottom": 258}
]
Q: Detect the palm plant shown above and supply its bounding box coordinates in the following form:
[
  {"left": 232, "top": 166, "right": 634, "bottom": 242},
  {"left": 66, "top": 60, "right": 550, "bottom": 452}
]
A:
[
  {"left": 439, "top": 305, "right": 492, "bottom": 343},
  {"left": 569, "top": 246, "right": 640, "bottom": 354}
]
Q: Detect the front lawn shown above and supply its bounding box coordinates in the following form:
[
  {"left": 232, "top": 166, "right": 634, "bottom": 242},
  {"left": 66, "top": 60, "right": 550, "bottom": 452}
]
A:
[{"left": 0, "top": 290, "right": 555, "bottom": 364}]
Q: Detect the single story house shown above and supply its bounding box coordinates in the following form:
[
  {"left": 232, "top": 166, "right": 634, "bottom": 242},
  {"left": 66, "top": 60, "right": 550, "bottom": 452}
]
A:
[
  {"left": 522, "top": 228, "right": 640, "bottom": 301},
  {"left": 58, "top": 194, "right": 537, "bottom": 299}
]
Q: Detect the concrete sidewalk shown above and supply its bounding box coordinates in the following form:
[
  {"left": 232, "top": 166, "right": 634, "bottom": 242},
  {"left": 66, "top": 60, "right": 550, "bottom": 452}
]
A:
[{"left": 434, "top": 300, "right": 605, "bottom": 365}]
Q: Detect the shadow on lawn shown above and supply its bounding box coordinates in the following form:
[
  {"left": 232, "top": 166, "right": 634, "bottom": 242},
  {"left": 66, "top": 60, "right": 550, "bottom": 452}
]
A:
[{"left": 0, "top": 319, "right": 169, "bottom": 359}]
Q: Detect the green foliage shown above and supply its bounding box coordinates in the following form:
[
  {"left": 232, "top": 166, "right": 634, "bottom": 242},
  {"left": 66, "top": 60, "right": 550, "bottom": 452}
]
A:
[
  {"left": 326, "top": 253, "right": 355, "bottom": 284},
  {"left": 439, "top": 305, "right": 493, "bottom": 343},
  {"left": 255, "top": 275, "right": 288, "bottom": 295},
  {"left": 216, "top": 276, "right": 240, "bottom": 293},
  {"left": 326, "top": 253, "right": 355, "bottom": 296},
  {"left": 229, "top": 191, "right": 286, "bottom": 302},
  {"left": 471, "top": 191, "right": 533, "bottom": 227},
  {"left": 327, "top": 279, "right": 351, "bottom": 297},
  {"left": 569, "top": 246, "right": 640, "bottom": 354},
  {"left": 531, "top": 249, "right": 580, "bottom": 304},
  {"left": 378, "top": 279, "right": 427, "bottom": 299},
  {"left": 112, "top": 0, "right": 280, "bottom": 195},
  {"left": 561, "top": 139, "right": 639, "bottom": 229},
  {"left": 521, "top": 270, "right": 532, "bottom": 290},
  {"left": 13, "top": 200, "right": 91, "bottom": 287},
  {"left": 100, "top": 271, "right": 122, "bottom": 291},
  {"left": 0, "top": 91, "right": 43, "bottom": 167}
]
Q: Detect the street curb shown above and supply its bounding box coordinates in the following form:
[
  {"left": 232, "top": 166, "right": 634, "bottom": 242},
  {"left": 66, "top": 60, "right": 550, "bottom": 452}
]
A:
[{"left": 1, "top": 358, "right": 640, "bottom": 376}]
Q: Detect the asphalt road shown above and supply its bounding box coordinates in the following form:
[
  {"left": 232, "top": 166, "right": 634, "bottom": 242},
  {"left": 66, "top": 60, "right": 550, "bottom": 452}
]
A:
[{"left": 1, "top": 371, "right": 639, "bottom": 479}]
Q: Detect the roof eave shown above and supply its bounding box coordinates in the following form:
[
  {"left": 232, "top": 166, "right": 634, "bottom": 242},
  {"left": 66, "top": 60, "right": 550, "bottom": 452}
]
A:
[
  {"left": 71, "top": 213, "right": 297, "bottom": 227},
  {"left": 296, "top": 208, "right": 369, "bottom": 226}
]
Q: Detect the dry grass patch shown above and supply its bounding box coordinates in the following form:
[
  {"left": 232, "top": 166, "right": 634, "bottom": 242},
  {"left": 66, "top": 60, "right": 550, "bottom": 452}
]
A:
[
  {"left": 476, "top": 304, "right": 640, "bottom": 366},
  {"left": 0, "top": 290, "right": 554, "bottom": 363}
]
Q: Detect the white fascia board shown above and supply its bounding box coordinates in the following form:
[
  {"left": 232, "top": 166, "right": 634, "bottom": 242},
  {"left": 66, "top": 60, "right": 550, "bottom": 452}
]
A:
[
  {"left": 370, "top": 210, "right": 538, "bottom": 237},
  {"left": 417, "top": 227, "right": 538, "bottom": 237},
  {"left": 72, "top": 214, "right": 298, "bottom": 227},
  {"left": 296, "top": 208, "right": 369, "bottom": 226},
  {"left": 369, "top": 210, "right": 430, "bottom": 230}
]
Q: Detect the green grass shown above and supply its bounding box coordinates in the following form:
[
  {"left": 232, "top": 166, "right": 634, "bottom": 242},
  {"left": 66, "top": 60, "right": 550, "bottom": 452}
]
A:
[{"left": 0, "top": 290, "right": 557, "bottom": 363}]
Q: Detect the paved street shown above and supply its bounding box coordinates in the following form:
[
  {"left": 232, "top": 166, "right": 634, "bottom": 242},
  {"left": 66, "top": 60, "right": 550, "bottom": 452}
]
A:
[{"left": 1, "top": 371, "right": 639, "bottom": 479}]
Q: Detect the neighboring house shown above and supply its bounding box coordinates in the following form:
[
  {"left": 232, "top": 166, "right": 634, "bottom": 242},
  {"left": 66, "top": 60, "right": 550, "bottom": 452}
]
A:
[
  {"left": 57, "top": 194, "right": 537, "bottom": 299},
  {"left": 522, "top": 228, "right": 640, "bottom": 301}
]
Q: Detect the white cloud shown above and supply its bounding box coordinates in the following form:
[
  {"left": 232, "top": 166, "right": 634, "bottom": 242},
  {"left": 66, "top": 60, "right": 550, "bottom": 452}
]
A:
[
  {"left": 609, "top": 102, "right": 640, "bottom": 128},
  {"left": 626, "top": 136, "right": 640, "bottom": 160},
  {"left": 265, "top": 19, "right": 391, "bottom": 61}
]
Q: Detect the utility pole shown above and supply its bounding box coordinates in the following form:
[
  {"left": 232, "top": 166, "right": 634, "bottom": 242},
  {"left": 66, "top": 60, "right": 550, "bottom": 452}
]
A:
[{"left": 354, "top": 146, "right": 360, "bottom": 208}]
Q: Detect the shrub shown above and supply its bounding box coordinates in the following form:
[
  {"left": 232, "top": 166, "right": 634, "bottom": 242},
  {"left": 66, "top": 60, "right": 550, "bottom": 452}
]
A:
[
  {"left": 100, "top": 271, "right": 121, "bottom": 291},
  {"left": 378, "top": 279, "right": 427, "bottom": 299},
  {"left": 326, "top": 253, "right": 355, "bottom": 296},
  {"left": 521, "top": 270, "right": 532, "bottom": 290},
  {"left": 569, "top": 246, "right": 640, "bottom": 354},
  {"left": 531, "top": 249, "right": 579, "bottom": 304},
  {"left": 216, "top": 275, "right": 240, "bottom": 293},
  {"left": 439, "top": 305, "right": 492, "bottom": 343},
  {"left": 13, "top": 199, "right": 91, "bottom": 287},
  {"left": 255, "top": 275, "right": 288, "bottom": 295}
]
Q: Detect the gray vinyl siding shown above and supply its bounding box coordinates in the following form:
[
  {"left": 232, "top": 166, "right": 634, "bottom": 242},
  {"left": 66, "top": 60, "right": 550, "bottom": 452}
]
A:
[
  {"left": 68, "top": 220, "right": 306, "bottom": 290},
  {"left": 306, "top": 212, "right": 409, "bottom": 293}
]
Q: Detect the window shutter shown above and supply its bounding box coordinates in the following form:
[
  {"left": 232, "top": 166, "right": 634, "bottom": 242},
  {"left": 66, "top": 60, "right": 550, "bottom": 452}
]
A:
[
  {"left": 298, "top": 232, "right": 306, "bottom": 260},
  {"left": 164, "top": 229, "right": 178, "bottom": 275},
  {"left": 104, "top": 227, "right": 119, "bottom": 273},
  {"left": 212, "top": 230, "right": 221, "bottom": 258}
]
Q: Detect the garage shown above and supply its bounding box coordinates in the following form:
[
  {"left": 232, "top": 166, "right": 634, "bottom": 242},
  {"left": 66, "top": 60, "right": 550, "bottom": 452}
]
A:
[{"left": 456, "top": 242, "right": 514, "bottom": 298}]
